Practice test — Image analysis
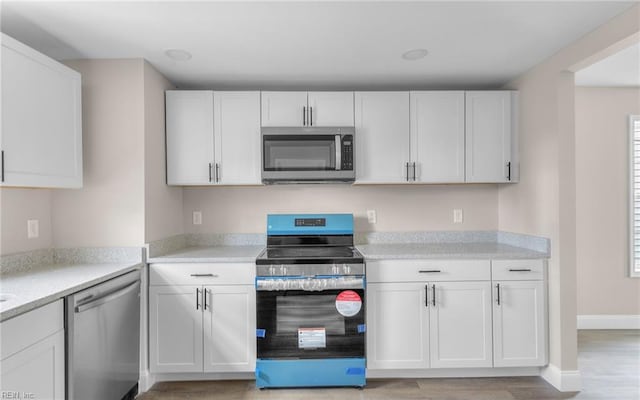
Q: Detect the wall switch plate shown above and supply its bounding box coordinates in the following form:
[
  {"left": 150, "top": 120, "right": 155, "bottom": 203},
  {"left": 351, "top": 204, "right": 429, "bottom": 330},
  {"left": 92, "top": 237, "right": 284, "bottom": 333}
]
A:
[
  {"left": 453, "top": 209, "right": 463, "bottom": 224},
  {"left": 193, "top": 211, "right": 202, "bottom": 225},
  {"left": 27, "top": 219, "right": 39, "bottom": 238},
  {"left": 366, "top": 209, "right": 377, "bottom": 224}
]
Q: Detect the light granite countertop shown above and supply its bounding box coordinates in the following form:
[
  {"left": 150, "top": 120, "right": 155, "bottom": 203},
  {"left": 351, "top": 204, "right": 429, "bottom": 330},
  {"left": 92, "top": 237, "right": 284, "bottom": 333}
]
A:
[
  {"left": 0, "top": 262, "right": 142, "bottom": 322},
  {"left": 147, "top": 245, "right": 265, "bottom": 263},
  {"left": 357, "top": 242, "right": 549, "bottom": 260}
]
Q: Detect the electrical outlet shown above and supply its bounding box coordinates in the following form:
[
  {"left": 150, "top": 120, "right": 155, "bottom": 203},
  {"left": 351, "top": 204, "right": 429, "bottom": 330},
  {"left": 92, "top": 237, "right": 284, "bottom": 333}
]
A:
[
  {"left": 453, "top": 209, "right": 463, "bottom": 224},
  {"left": 27, "top": 219, "right": 39, "bottom": 238},
  {"left": 193, "top": 211, "right": 202, "bottom": 225},
  {"left": 366, "top": 209, "right": 377, "bottom": 224}
]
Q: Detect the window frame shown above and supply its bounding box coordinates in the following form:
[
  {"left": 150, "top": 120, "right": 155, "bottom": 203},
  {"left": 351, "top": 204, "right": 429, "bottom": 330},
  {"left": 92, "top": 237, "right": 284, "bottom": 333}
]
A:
[{"left": 629, "top": 115, "right": 640, "bottom": 277}]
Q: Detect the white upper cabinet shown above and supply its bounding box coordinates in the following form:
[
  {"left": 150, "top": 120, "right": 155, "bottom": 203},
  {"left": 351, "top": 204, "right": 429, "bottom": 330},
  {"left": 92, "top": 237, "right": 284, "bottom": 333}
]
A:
[
  {"left": 354, "top": 92, "right": 409, "bottom": 183},
  {"left": 166, "top": 90, "right": 215, "bottom": 185},
  {"left": 307, "top": 92, "right": 354, "bottom": 126},
  {"left": 261, "top": 91, "right": 354, "bottom": 127},
  {"left": 465, "top": 91, "right": 517, "bottom": 183},
  {"left": 411, "top": 91, "right": 465, "bottom": 183},
  {"left": 166, "top": 90, "right": 261, "bottom": 186},
  {"left": 214, "top": 91, "right": 261, "bottom": 185},
  {"left": 1, "top": 33, "right": 82, "bottom": 188}
]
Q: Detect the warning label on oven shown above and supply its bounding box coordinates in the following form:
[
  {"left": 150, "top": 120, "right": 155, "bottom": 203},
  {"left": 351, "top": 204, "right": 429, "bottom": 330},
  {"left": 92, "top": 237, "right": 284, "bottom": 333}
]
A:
[
  {"left": 335, "top": 290, "right": 362, "bottom": 317},
  {"left": 298, "top": 327, "right": 326, "bottom": 349}
]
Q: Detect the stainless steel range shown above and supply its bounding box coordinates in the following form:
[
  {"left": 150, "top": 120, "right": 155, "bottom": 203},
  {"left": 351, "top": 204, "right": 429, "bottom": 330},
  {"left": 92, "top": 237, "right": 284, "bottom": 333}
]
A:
[{"left": 255, "top": 214, "right": 366, "bottom": 388}]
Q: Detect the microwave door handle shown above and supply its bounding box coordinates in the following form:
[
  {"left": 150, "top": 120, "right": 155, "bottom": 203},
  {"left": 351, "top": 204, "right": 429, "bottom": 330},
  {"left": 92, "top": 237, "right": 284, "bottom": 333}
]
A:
[{"left": 335, "top": 134, "right": 342, "bottom": 171}]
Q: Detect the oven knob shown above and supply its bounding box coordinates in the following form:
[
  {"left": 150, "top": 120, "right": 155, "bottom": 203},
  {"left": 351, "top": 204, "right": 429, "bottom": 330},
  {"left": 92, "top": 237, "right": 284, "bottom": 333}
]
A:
[
  {"left": 332, "top": 264, "right": 340, "bottom": 274},
  {"left": 269, "top": 265, "right": 276, "bottom": 276},
  {"left": 343, "top": 264, "right": 351, "bottom": 274},
  {"left": 280, "top": 265, "right": 287, "bottom": 275}
]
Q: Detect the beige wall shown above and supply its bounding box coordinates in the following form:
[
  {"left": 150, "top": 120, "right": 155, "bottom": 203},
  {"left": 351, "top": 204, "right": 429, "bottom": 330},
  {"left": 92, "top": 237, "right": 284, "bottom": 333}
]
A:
[
  {"left": 183, "top": 184, "right": 499, "bottom": 234},
  {"left": 51, "top": 59, "right": 146, "bottom": 247},
  {"left": 575, "top": 87, "right": 640, "bottom": 315},
  {"left": 499, "top": 4, "right": 640, "bottom": 374},
  {"left": 0, "top": 188, "right": 53, "bottom": 254},
  {"left": 143, "top": 61, "right": 183, "bottom": 242}
]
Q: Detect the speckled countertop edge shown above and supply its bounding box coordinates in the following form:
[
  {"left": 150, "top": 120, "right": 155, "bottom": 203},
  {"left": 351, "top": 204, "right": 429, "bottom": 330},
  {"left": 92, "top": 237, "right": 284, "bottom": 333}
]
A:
[
  {"left": 0, "top": 262, "right": 143, "bottom": 322},
  {"left": 356, "top": 242, "right": 548, "bottom": 260},
  {"left": 147, "top": 245, "right": 264, "bottom": 263}
]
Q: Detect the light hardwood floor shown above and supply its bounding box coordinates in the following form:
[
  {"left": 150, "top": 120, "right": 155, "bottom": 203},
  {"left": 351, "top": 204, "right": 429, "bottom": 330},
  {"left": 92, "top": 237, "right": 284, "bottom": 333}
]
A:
[{"left": 137, "top": 330, "right": 639, "bottom": 400}]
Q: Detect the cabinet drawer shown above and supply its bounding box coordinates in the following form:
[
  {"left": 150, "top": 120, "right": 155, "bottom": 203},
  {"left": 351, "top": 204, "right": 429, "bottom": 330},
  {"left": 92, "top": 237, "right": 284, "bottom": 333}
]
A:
[
  {"left": 367, "top": 260, "right": 490, "bottom": 283},
  {"left": 492, "top": 259, "right": 545, "bottom": 281},
  {"left": 150, "top": 263, "right": 255, "bottom": 286},
  {"left": 1, "top": 300, "right": 64, "bottom": 360}
]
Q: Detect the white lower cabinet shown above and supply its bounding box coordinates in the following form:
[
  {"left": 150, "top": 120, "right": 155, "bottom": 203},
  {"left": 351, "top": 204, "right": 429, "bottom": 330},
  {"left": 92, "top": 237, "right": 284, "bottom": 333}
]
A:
[
  {"left": 429, "top": 281, "right": 493, "bottom": 368},
  {"left": 492, "top": 259, "right": 547, "bottom": 367},
  {"left": 0, "top": 300, "right": 65, "bottom": 400},
  {"left": 149, "top": 263, "right": 256, "bottom": 374},
  {"left": 366, "top": 260, "right": 493, "bottom": 370},
  {"left": 366, "top": 259, "right": 547, "bottom": 372}
]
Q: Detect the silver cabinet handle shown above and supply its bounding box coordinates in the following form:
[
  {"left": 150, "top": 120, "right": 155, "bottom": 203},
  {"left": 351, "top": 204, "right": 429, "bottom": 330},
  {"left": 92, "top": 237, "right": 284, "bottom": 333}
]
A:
[
  {"left": 303, "top": 106, "right": 306, "bottom": 126},
  {"left": 208, "top": 163, "right": 213, "bottom": 182},
  {"left": 432, "top": 284, "right": 436, "bottom": 307},
  {"left": 495, "top": 283, "right": 501, "bottom": 306},
  {"left": 412, "top": 162, "right": 417, "bottom": 181},
  {"left": 405, "top": 162, "right": 410, "bottom": 182},
  {"left": 507, "top": 162, "right": 512, "bottom": 181},
  {"left": 75, "top": 281, "right": 140, "bottom": 313},
  {"left": 1, "top": 150, "right": 4, "bottom": 182},
  {"left": 215, "top": 163, "right": 220, "bottom": 182},
  {"left": 190, "top": 274, "right": 218, "bottom": 277},
  {"left": 196, "top": 288, "right": 201, "bottom": 310},
  {"left": 419, "top": 270, "right": 441, "bottom": 273},
  {"left": 508, "top": 268, "right": 532, "bottom": 272},
  {"left": 204, "top": 288, "right": 209, "bottom": 310},
  {"left": 309, "top": 107, "right": 313, "bottom": 126},
  {"left": 335, "top": 134, "right": 342, "bottom": 171}
]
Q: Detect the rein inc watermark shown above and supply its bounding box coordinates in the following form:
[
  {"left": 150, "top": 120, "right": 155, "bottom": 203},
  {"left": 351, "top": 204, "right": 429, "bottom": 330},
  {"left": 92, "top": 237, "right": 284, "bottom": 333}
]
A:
[{"left": 1, "top": 392, "right": 35, "bottom": 399}]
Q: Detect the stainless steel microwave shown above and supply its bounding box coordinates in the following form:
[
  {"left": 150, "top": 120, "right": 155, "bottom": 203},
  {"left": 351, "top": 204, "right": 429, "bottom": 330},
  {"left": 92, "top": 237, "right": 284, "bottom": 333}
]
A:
[{"left": 261, "top": 127, "right": 355, "bottom": 184}]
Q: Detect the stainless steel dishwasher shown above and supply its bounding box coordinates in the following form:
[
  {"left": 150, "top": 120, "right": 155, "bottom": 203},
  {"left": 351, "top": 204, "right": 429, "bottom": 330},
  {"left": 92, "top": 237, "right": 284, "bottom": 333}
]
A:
[{"left": 66, "top": 269, "right": 141, "bottom": 400}]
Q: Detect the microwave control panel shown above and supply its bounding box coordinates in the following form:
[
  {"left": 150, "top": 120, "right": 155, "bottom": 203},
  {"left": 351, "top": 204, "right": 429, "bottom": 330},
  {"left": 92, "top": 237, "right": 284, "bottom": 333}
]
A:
[{"left": 342, "top": 135, "right": 353, "bottom": 171}]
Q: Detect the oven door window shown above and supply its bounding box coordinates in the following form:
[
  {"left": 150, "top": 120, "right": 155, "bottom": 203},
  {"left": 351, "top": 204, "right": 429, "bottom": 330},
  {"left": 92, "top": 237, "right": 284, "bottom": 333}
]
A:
[
  {"left": 263, "top": 135, "right": 336, "bottom": 171},
  {"left": 256, "top": 288, "right": 365, "bottom": 359}
]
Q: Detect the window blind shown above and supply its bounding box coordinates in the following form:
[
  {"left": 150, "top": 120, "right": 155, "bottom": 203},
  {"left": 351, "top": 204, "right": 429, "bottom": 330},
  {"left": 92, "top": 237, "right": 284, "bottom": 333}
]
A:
[{"left": 631, "top": 116, "right": 640, "bottom": 277}]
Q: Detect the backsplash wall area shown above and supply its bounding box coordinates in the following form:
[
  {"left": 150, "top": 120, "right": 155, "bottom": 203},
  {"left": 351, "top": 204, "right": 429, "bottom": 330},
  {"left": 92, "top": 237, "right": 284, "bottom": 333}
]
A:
[{"left": 183, "top": 184, "right": 499, "bottom": 234}]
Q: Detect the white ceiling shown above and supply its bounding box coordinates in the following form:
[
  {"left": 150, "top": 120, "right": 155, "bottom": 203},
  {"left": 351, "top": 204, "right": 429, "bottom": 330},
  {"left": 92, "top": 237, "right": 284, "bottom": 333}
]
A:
[
  {"left": 575, "top": 42, "right": 640, "bottom": 87},
  {"left": 1, "top": 1, "right": 636, "bottom": 90}
]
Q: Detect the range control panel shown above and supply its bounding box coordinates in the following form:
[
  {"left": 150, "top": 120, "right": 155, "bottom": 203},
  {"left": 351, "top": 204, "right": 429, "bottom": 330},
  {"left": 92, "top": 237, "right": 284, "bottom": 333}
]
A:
[{"left": 295, "top": 218, "right": 326, "bottom": 227}]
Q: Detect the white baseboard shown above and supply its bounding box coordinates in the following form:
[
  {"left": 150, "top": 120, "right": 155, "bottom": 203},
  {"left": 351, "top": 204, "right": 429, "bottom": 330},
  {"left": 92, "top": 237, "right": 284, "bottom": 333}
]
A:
[
  {"left": 577, "top": 314, "right": 640, "bottom": 329},
  {"left": 138, "top": 371, "right": 156, "bottom": 394},
  {"left": 541, "top": 364, "right": 582, "bottom": 392}
]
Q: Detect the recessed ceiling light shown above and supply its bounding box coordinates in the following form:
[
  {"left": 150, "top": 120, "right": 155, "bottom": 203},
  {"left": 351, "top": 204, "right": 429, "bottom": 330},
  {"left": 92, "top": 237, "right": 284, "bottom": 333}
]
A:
[
  {"left": 165, "top": 49, "right": 192, "bottom": 61},
  {"left": 402, "top": 49, "right": 429, "bottom": 61}
]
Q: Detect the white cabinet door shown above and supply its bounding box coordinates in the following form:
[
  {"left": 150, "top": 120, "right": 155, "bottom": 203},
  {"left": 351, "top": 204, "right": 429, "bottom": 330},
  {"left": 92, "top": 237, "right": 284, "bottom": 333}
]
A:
[
  {"left": 261, "top": 91, "right": 308, "bottom": 127},
  {"left": 149, "top": 285, "right": 203, "bottom": 373},
  {"left": 465, "top": 91, "right": 513, "bottom": 183},
  {"left": 1, "top": 33, "right": 82, "bottom": 188},
  {"left": 0, "top": 330, "right": 65, "bottom": 400},
  {"left": 354, "top": 92, "right": 410, "bottom": 183},
  {"left": 493, "top": 280, "right": 546, "bottom": 367},
  {"left": 411, "top": 91, "right": 465, "bottom": 183},
  {"left": 214, "top": 91, "right": 261, "bottom": 184},
  {"left": 429, "top": 281, "right": 493, "bottom": 368},
  {"left": 307, "top": 92, "right": 354, "bottom": 127},
  {"left": 203, "top": 285, "right": 256, "bottom": 372},
  {"left": 166, "top": 90, "right": 215, "bottom": 185},
  {"left": 366, "top": 283, "right": 429, "bottom": 369}
]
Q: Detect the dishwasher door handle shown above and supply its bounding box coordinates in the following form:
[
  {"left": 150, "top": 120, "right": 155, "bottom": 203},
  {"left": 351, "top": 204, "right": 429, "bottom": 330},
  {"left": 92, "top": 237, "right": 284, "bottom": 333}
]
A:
[{"left": 75, "top": 281, "right": 140, "bottom": 313}]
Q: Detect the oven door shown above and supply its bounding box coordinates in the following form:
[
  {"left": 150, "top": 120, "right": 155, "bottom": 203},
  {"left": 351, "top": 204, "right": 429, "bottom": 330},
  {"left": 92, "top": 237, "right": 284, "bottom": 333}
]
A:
[{"left": 256, "top": 278, "right": 365, "bottom": 360}]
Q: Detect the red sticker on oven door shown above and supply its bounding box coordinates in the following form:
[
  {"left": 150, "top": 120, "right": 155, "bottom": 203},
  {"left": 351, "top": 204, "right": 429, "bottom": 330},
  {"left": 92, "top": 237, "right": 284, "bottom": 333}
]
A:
[{"left": 335, "top": 290, "right": 362, "bottom": 317}]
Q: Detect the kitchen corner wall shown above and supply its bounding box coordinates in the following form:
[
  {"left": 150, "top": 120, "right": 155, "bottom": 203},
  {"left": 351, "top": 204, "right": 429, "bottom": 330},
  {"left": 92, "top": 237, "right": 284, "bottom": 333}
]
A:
[
  {"left": 143, "top": 62, "right": 183, "bottom": 243},
  {"left": 183, "top": 184, "right": 499, "bottom": 233},
  {"left": 575, "top": 87, "right": 640, "bottom": 316},
  {"left": 498, "top": 3, "right": 639, "bottom": 378}
]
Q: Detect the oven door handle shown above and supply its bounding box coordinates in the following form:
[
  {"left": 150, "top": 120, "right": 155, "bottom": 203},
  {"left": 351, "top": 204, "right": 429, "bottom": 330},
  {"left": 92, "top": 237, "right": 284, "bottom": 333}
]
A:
[{"left": 335, "top": 134, "right": 342, "bottom": 171}]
